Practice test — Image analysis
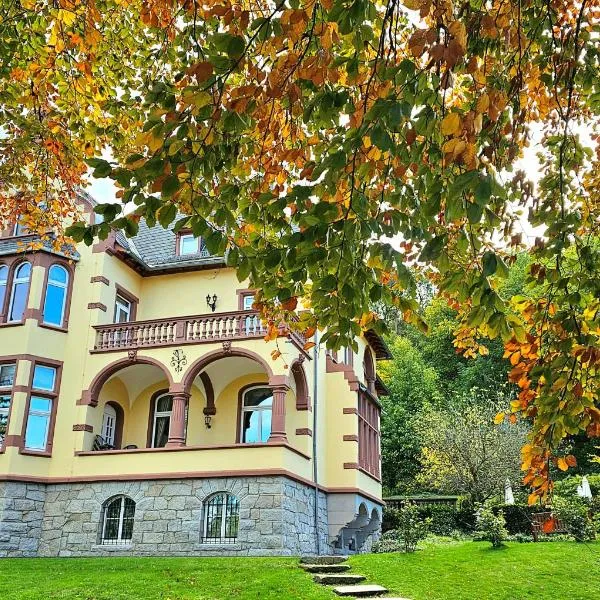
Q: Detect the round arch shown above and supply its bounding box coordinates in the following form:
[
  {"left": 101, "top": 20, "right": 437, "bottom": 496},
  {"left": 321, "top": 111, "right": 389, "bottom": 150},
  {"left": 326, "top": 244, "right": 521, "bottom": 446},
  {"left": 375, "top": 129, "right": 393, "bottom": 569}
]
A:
[
  {"left": 290, "top": 359, "right": 310, "bottom": 411},
  {"left": 82, "top": 356, "right": 173, "bottom": 407},
  {"left": 181, "top": 347, "right": 274, "bottom": 394},
  {"left": 363, "top": 347, "right": 375, "bottom": 390}
]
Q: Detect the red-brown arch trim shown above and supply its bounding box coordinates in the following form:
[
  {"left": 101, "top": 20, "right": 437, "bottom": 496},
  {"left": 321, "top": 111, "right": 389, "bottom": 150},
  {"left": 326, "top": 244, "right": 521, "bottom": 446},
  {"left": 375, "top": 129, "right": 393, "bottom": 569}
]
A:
[
  {"left": 199, "top": 372, "right": 215, "bottom": 416},
  {"left": 180, "top": 347, "right": 273, "bottom": 394},
  {"left": 290, "top": 359, "right": 311, "bottom": 411},
  {"left": 79, "top": 356, "right": 173, "bottom": 407}
]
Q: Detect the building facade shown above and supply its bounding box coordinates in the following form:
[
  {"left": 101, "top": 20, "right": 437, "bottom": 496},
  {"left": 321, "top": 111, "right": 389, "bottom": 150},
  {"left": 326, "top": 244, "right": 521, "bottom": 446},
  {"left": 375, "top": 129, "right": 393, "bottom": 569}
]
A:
[{"left": 0, "top": 200, "right": 389, "bottom": 557}]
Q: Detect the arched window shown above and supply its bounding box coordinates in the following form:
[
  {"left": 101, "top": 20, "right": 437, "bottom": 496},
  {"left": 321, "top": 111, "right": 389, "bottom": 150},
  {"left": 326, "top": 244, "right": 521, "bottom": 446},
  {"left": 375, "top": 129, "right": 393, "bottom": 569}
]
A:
[
  {"left": 363, "top": 347, "right": 376, "bottom": 393},
  {"left": 151, "top": 393, "right": 172, "bottom": 448},
  {"left": 202, "top": 493, "right": 240, "bottom": 543},
  {"left": 0, "top": 265, "right": 8, "bottom": 315},
  {"left": 240, "top": 386, "right": 272, "bottom": 443},
  {"left": 42, "top": 264, "right": 69, "bottom": 327},
  {"left": 8, "top": 262, "right": 31, "bottom": 322},
  {"left": 101, "top": 495, "right": 135, "bottom": 545}
]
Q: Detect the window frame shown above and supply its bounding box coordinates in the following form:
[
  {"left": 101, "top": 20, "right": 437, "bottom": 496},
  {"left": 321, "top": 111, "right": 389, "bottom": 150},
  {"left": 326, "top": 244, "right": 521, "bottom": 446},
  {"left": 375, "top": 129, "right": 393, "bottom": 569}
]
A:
[
  {"left": 7, "top": 261, "right": 32, "bottom": 323},
  {"left": 357, "top": 392, "right": 381, "bottom": 480},
  {"left": 202, "top": 492, "right": 240, "bottom": 544},
  {"left": 113, "top": 285, "right": 138, "bottom": 324},
  {"left": 150, "top": 392, "right": 173, "bottom": 448},
  {"left": 177, "top": 232, "right": 200, "bottom": 256},
  {"left": 238, "top": 384, "right": 273, "bottom": 444},
  {"left": 0, "top": 264, "right": 8, "bottom": 321},
  {"left": 41, "top": 263, "right": 72, "bottom": 330},
  {"left": 100, "top": 495, "right": 136, "bottom": 546},
  {"left": 0, "top": 362, "right": 17, "bottom": 450},
  {"left": 20, "top": 358, "right": 62, "bottom": 456}
]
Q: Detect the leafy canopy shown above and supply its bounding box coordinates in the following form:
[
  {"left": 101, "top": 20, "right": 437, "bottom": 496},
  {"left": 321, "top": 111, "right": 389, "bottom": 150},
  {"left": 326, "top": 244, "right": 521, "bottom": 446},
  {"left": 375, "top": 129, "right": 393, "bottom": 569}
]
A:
[{"left": 1, "top": 0, "right": 599, "bottom": 499}]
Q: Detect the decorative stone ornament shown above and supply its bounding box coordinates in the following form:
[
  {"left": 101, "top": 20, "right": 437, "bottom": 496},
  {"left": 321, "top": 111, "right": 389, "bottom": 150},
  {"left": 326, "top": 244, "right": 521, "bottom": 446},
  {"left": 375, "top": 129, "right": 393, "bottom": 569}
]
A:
[
  {"left": 170, "top": 349, "right": 188, "bottom": 373},
  {"left": 222, "top": 340, "right": 232, "bottom": 354},
  {"left": 127, "top": 349, "right": 137, "bottom": 361}
]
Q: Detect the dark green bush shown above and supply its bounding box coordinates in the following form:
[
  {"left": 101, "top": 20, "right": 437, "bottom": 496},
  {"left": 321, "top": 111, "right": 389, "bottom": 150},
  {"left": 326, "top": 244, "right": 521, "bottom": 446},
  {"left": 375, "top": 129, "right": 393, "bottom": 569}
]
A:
[
  {"left": 491, "top": 504, "right": 539, "bottom": 535},
  {"left": 382, "top": 503, "right": 477, "bottom": 535}
]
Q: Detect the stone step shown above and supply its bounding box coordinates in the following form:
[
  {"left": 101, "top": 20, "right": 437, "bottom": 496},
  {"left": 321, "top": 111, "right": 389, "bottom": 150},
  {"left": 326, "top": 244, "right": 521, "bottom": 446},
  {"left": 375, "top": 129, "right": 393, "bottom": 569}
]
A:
[
  {"left": 300, "top": 555, "right": 348, "bottom": 565},
  {"left": 333, "top": 584, "right": 389, "bottom": 597},
  {"left": 301, "top": 563, "right": 352, "bottom": 573},
  {"left": 314, "top": 574, "right": 366, "bottom": 585}
]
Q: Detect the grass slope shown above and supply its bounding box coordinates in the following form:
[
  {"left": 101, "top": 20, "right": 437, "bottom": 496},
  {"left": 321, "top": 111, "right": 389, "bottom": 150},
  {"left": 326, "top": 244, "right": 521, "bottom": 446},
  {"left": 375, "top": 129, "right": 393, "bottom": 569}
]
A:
[
  {"left": 1, "top": 542, "right": 598, "bottom": 599},
  {"left": 350, "top": 541, "right": 600, "bottom": 600},
  {"left": 0, "top": 556, "right": 335, "bottom": 600}
]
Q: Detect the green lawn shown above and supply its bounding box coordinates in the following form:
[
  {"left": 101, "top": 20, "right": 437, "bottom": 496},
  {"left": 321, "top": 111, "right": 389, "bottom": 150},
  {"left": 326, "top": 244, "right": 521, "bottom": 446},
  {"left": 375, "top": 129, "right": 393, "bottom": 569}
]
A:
[
  {"left": 351, "top": 541, "right": 600, "bottom": 600},
  {"left": 0, "top": 542, "right": 598, "bottom": 600},
  {"left": 0, "top": 556, "right": 334, "bottom": 600}
]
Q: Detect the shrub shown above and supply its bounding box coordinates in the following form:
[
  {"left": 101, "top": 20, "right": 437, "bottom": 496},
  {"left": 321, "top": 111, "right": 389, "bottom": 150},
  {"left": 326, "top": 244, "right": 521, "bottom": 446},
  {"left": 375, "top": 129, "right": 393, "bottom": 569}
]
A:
[
  {"left": 553, "top": 496, "right": 596, "bottom": 542},
  {"left": 491, "top": 504, "right": 539, "bottom": 535},
  {"left": 553, "top": 474, "right": 600, "bottom": 499},
  {"left": 376, "top": 503, "right": 431, "bottom": 553},
  {"left": 475, "top": 507, "right": 508, "bottom": 548},
  {"left": 383, "top": 503, "right": 476, "bottom": 535},
  {"left": 372, "top": 530, "right": 405, "bottom": 553}
]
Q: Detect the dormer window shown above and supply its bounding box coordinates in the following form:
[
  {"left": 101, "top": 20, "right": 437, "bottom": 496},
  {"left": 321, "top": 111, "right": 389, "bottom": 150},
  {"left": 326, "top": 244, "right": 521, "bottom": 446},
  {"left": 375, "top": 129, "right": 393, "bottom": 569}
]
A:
[
  {"left": 13, "top": 220, "right": 27, "bottom": 236},
  {"left": 177, "top": 232, "right": 201, "bottom": 256}
]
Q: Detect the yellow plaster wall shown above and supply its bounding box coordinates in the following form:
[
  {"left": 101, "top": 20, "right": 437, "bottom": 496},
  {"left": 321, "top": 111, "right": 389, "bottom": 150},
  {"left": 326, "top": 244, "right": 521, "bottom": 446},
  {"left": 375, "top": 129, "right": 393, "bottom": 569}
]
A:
[{"left": 0, "top": 243, "right": 381, "bottom": 503}]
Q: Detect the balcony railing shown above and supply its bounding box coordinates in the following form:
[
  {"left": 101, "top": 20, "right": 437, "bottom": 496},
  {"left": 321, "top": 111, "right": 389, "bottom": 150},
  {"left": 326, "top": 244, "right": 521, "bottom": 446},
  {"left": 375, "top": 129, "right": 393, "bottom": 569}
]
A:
[{"left": 93, "top": 310, "right": 307, "bottom": 353}]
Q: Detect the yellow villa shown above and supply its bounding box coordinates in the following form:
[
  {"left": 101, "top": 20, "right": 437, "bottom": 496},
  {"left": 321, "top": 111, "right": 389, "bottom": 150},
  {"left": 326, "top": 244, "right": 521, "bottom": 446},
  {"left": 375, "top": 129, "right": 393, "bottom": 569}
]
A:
[{"left": 0, "top": 194, "right": 389, "bottom": 557}]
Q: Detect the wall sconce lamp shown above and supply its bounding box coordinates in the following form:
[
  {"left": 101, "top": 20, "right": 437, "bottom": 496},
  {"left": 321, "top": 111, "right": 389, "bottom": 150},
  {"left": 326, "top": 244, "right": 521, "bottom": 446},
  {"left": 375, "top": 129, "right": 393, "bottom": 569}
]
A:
[
  {"left": 204, "top": 414, "right": 212, "bottom": 429},
  {"left": 206, "top": 294, "right": 218, "bottom": 312}
]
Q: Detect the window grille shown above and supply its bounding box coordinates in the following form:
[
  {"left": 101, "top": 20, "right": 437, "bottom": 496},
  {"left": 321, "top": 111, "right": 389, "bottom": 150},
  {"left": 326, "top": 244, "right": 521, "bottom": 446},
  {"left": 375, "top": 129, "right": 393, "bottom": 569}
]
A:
[
  {"left": 101, "top": 496, "right": 135, "bottom": 545},
  {"left": 202, "top": 493, "right": 240, "bottom": 543}
]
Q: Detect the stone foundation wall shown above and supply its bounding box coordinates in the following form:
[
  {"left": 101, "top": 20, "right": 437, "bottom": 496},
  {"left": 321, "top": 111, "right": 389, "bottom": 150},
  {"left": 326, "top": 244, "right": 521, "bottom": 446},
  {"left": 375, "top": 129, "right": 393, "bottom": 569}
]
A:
[
  {"left": 0, "top": 476, "right": 332, "bottom": 557},
  {"left": 0, "top": 482, "right": 47, "bottom": 557}
]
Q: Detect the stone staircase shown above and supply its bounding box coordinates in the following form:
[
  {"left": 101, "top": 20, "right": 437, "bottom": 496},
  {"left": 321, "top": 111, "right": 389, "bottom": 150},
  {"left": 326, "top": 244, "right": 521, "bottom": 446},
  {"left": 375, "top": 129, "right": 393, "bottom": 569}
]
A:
[{"left": 299, "top": 555, "right": 410, "bottom": 599}]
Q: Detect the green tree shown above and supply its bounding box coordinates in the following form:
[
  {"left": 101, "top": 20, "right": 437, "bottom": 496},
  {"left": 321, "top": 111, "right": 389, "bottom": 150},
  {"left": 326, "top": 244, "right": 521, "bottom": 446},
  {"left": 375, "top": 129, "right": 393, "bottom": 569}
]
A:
[
  {"left": 417, "top": 388, "right": 527, "bottom": 503},
  {"left": 379, "top": 336, "right": 441, "bottom": 494}
]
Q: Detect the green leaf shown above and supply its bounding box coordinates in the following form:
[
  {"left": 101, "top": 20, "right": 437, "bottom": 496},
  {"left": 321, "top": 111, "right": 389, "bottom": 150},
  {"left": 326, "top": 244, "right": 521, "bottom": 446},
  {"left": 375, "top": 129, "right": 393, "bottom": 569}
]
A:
[
  {"left": 162, "top": 175, "right": 180, "bottom": 199},
  {"left": 158, "top": 203, "right": 177, "bottom": 228},
  {"left": 467, "top": 201, "right": 483, "bottom": 224},
  {"left": 420, "top": 235, "right": 447, "bottom": 262},
  {"left": 482, "top": 251, "right": 498, "bottom": 276}
]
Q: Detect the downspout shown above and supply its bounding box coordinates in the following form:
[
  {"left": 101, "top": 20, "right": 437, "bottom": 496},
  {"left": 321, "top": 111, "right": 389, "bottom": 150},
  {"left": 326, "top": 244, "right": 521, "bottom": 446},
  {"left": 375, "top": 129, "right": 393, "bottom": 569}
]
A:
[{"left": 312, "top": 331, "right": 321, "bottom": 555}]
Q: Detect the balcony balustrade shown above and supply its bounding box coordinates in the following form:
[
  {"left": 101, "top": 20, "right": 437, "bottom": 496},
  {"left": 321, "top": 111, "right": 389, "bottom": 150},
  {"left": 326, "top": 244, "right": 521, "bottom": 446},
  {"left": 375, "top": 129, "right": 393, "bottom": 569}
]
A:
[{"left": 93, "top": 310, "right": 306, "bottom": 352}]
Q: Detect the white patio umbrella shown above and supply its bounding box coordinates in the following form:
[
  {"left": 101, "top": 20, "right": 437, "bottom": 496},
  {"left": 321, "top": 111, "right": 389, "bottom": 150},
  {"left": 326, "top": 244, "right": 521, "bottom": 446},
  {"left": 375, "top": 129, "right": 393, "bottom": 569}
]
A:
[
  {"left": 504, "top": 478, "right": 515, "bottom": 505},
  {"left": 580, "top": 476, "right": 593, "bottom": 500}
]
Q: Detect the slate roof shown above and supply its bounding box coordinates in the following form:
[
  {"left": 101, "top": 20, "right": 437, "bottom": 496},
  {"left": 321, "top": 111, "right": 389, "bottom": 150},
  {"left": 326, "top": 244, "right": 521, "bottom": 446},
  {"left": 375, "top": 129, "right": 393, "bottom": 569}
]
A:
[
  {"left": 113, "top": 217, "right": 225, "bottom": 272},
  {"left": 0, "top": 234, "right": 80, "bottom": 261}
]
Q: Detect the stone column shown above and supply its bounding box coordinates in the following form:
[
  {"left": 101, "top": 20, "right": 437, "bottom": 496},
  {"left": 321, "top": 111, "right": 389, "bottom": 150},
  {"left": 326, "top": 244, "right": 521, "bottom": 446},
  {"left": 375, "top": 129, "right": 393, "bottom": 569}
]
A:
[
  {"left": 268, "top": 375, "right": 289, "bottom": 443},
  {"left": 166, "top": 392, "right": 189, "bottom": 447}
]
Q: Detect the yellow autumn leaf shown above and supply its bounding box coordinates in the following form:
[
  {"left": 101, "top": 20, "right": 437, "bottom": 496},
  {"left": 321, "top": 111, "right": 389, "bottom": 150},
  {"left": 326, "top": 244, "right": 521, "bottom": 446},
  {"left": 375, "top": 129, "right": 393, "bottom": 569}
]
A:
[
  {"left": 402, "top": 0, "right": 422, "bottom": 9},
  {"left": 57, "top": 9, "right": 77, "bottom": 27},
  {"left": 441, "top": 113, "right": 461, "bottom": 136},
  {"left": 476, "top": 93, "right": 490, "bottom": 113},
  {"left": 494, "top": 412, "right": 505, "bottom": 425},
  {"left": 557, "top": 457, "right": 569, "bottom": 471}
]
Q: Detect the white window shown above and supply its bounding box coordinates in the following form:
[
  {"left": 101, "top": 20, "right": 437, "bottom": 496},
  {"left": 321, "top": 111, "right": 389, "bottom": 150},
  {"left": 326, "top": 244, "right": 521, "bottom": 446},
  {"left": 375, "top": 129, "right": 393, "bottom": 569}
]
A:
[
  {"left": 24, "top": 396, "right": 52, "bottom": 450},
  {"left": 0, "top": 363, "right": 16, "bottom": 388},
  {"left": 102, "top": 404, "right": 117, "bottom": 447},
  {"left": 203, "top": 493, "right": 240, "bottom": 543},
  {"left": 179, "top": 233, "right": 199, "bottom": 255},
  {"left": 242, "top": 294, "right": 259, "bottom": 334},
  {"left": 32, "top": 365, "right": 56, "bottom": 391},
  {"left": 101, "top": 496, "right": 135, "bottom": 545},
  {"left": 343, "top": 346, "right": 353, "bottom": 365},
  {"left": 0, "top": 363, "right": 15, "bottom": 447},
  {"left": 8, "top": 262, "right": 31, "bottom": 322},
  {"left": 0, "top": 265, "right": 8, "bottom": 313},
  {"left": 42, "top": 265, "right": 69, "bottom": 327},
  {"left": 13, "top": 221, "right": 27, "bottom": 236},
  {"left": 152, "top": 393, "right": 172, "bottom": 448},
  {"left": 24, "top": 364, "right": 58, "bottom": 451},
  {"left": 114, "top": 294, "right": 132, "bottom": 323},
  {"left": 240, "top": 386, "right": 272, "bottom": 443}
]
